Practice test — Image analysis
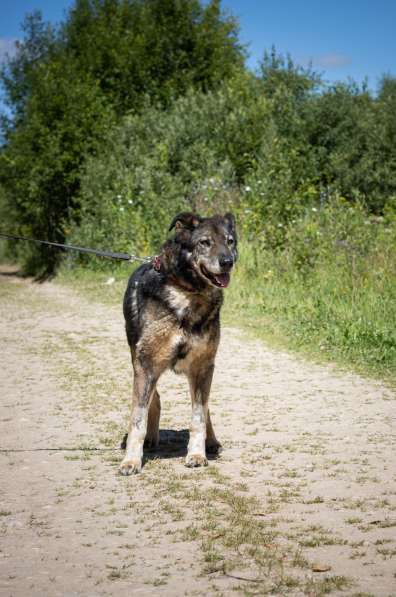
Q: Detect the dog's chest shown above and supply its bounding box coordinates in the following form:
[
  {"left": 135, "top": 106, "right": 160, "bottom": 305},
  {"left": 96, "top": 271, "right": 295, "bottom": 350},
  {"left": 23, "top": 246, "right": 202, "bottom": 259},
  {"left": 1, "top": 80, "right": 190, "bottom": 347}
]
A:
[
  {"left": 172, "top": 332, "right": 212, "bottom": 374},
  {"left": 165, "top": 286, "right": 219, "bottom": 373},
  {"left": 166, "top": 286, "right": 192, "bottom": 320},
  {"left": 165, "top": 285, "right": 212, "bottom": 326}
]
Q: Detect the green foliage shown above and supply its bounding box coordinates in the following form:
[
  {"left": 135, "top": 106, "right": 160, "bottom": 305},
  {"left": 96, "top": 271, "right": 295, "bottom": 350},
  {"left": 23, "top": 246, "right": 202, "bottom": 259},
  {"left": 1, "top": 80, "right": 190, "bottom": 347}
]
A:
[
  {"left": 1, "top": 51, "right": 114, "bottom": 274},
  {"left": 0, "top": 12, "right": 56, "bottom": 123},
  {"left": 0, "top": 0, "right": 244, "bottom": 274},
  {"left": 62, "top": 0, "right": 244, "bottom": 113},
  {"left": 303, "top": 83, "right": 379, "bottom": 210},
  {"left": 225, "top": 199, "right": 396, "bottom": 379},
  {"left": 69, "top": 73, "right": 270, "bottom": 262}
]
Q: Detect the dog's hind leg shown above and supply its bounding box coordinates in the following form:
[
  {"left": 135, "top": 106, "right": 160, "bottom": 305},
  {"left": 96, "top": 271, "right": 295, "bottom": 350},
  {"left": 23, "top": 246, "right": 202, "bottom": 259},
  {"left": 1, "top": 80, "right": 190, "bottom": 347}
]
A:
[
  {"left": 186, "top": 363, "right": 214, "bottom": 468},
  {"left": 205, "top": 409, "right": 222, "bottom": 455},
  {"left": 119, "top": 360, "right": 157, "bottom": 475},
  {"left": 145, "top": 389, "right": 161, "bottom": 450}
]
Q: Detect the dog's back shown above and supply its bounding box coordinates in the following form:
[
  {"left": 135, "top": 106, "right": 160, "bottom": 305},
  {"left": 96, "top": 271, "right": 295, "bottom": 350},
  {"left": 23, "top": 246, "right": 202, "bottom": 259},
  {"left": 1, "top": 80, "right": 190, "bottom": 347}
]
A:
[{"left": 123, "top": 262, "right": 163, "bottom": 348}]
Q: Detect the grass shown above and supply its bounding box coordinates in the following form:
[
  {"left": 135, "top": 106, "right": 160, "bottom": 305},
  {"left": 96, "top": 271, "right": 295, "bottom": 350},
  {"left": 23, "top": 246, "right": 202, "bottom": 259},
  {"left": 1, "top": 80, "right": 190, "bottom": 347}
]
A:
[
  {"left": 56, "top": 261, "right": 129, "bottom": 307},
  {"left": 144, "top": 467, "right": 319, "bottom": 592},
  {"left": 223, "top": 232, "right": 396, "bottom": 385}
]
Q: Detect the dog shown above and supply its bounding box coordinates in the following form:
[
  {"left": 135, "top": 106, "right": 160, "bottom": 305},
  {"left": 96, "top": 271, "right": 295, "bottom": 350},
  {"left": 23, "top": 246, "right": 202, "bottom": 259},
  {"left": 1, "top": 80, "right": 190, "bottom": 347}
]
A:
[{"left": 119, "top": 212, "right": 237, "bottom": 475}]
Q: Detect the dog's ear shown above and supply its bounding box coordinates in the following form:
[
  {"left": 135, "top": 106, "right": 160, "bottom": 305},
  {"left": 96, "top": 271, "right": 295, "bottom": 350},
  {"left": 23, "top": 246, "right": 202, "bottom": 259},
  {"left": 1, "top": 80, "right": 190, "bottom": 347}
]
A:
[
  {"left": 169, "top": 212, "right": 202, "bottom": 232},
  {"left": 224, "top": 212, "right": 236, "bottom": 233}
]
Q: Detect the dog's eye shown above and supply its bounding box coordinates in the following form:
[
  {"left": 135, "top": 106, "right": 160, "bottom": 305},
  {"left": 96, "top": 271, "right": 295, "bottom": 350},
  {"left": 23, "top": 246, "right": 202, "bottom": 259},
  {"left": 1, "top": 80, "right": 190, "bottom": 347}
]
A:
[
  {"left": 227, "top": 237, "right": 234, "bottom": 246},
  {"left": 199, "top": 238, "right": 211, "bottom": 247}
]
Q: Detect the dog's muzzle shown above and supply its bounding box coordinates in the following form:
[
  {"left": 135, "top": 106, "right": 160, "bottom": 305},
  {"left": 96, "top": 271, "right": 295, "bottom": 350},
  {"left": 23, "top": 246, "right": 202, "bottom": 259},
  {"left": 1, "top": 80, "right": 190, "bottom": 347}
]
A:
[{"left": 200, "top": 264, "right": 232, "bottom": 288}]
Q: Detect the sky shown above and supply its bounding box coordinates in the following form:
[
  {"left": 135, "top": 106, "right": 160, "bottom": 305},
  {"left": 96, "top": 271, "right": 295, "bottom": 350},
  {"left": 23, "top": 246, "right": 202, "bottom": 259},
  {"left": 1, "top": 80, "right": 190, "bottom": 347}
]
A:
[{"left": 0, "top": 0, "right": 395, "bottom": 93}]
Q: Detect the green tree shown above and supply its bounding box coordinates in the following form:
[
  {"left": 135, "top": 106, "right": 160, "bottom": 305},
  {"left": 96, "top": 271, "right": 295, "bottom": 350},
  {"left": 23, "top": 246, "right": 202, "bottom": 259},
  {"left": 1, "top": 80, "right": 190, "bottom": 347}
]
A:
[
  {"left": 372, "top": 76, "right": 396, "bottom": 209},
  {"left": 61, "top": 0, "right": 245, "bottom": 112},
  {"left": 1, "top": 12, "right": 56, "bottom": 124},
  {"left": 0, "top": 0, "right": 245, "bottom": 274},
  {"left": 304, "top": 82, "right": 392, "bottom": 211},
  {"left": 1, "top": 56, "right": 114, "bottom": 274}
]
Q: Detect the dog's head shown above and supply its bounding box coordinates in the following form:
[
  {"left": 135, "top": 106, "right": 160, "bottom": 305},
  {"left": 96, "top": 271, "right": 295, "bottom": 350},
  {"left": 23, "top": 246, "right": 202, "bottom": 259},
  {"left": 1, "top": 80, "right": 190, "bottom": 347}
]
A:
[{"left": 169, "top": 212, "right": 238, "bottom": 289}]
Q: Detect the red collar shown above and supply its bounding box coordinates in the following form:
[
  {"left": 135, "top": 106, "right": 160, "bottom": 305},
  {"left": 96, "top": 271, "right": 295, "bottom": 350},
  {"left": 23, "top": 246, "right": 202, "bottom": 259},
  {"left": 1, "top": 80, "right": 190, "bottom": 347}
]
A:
[{"left": 152, "top": 255, "right": 162, "bottom": 271}]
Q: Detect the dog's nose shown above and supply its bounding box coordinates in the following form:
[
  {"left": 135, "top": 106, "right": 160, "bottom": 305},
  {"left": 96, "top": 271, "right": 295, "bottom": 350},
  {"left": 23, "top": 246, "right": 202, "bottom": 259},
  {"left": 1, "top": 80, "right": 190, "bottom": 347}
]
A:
[{"left": 219, "top": 255, "right": 234, "bottom": 270}]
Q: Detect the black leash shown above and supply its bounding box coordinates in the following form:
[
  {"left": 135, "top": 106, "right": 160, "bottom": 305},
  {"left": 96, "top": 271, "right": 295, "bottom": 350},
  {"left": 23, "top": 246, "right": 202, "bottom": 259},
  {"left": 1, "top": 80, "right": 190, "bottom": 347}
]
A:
[{"left": 0, "top": 232, "right": 151, "bottom": 264}]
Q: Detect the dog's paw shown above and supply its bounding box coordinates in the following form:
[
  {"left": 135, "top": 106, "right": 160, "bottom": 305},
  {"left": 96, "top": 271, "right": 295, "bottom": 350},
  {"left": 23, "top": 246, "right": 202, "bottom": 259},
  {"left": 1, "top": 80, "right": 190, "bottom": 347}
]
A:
[
  {"left": 206, "top": 440, "right": 222, "bottom": 455},
  {"left": 119, "top": 459, "right": 142, "bottom": 475},
  {"left": 185, "top": 453, "right": 208, "bottom": 468}
]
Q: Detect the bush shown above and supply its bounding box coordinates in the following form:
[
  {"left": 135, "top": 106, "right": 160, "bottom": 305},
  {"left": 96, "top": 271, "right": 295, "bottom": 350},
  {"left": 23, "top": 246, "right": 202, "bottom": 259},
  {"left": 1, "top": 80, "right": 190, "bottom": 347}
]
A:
[
  {"left": 226, "top": 198, "right": 396, "bottom": 378},
  {"left": 68, "top": 74, "right": 270, "bottom": 263}
]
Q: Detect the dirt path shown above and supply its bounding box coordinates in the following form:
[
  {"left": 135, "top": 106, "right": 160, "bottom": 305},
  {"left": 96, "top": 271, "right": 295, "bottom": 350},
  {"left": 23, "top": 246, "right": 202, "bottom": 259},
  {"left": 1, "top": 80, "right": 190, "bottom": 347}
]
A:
[{"left": 0, "top": 266, "right": 395, "bottom": 597}]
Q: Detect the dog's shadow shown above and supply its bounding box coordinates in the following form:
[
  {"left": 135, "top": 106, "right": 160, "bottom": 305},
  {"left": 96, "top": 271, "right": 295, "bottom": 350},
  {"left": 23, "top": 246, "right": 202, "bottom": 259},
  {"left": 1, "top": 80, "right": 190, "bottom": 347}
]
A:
[{"left": 121, "top": 429, "right": 220, "bottom": 463}]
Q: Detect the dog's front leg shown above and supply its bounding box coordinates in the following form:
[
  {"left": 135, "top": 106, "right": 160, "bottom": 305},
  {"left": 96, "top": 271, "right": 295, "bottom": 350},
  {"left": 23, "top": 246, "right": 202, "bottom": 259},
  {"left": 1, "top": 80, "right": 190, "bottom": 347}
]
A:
[
  {"left": 186, "top": 363, "right": 214, "bottom": 468},
  {"left": 119, "top": 361, "right": 157, "bottom": 475}
]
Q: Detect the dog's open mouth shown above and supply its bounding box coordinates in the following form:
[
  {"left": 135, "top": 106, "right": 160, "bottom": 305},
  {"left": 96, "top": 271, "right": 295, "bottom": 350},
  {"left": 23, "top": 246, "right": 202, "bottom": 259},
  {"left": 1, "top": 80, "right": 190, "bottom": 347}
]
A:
[{"left": 200, "top": 265, "right": 230, "bottom": 288}]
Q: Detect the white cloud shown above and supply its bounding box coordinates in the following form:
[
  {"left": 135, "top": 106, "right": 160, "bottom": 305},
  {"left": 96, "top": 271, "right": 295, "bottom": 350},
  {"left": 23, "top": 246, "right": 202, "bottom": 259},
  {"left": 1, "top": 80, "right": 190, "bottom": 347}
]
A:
[
  {"left": 315, "top": 53, "right": 351, "bottom": 69},
  {"left": 0, "top": 38, "right": 18, "bottom": 64}
]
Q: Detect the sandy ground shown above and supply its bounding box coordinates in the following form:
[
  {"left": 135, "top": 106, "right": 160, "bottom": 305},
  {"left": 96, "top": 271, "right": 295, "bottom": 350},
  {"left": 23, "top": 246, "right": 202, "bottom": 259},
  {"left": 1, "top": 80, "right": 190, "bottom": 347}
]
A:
[{"left": 0, "top": 265, "right": 395, "bottom": 597}]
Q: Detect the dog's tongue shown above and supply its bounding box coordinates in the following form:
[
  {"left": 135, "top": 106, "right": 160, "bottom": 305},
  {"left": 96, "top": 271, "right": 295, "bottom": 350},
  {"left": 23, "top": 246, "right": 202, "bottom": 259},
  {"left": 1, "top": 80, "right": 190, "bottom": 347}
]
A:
[{"left": 214, "top": 273, "right": 230, "bottom": 288}]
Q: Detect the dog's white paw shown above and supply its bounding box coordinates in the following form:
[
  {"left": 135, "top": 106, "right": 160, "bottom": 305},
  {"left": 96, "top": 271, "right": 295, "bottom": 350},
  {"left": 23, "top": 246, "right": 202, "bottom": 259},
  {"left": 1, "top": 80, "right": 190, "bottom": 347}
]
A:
[
  {"left": 119, "top": 459, "right": 142, "bottom": 475},
  {"left": 185, "top": 453, "right": 208, "bottom": 468}
]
